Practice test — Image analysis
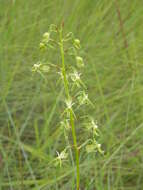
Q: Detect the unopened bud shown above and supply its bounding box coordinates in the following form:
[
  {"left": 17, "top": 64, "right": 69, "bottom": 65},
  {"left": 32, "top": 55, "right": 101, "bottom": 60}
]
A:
[
  {"left": 43, "top": 32, "right": 50, "bottom": 42},
  {"left": 76, "top": 56, "right": 84, "bottom": 68},
  {"left": 40, "top": 42, "right": 46, "bottom": 50},
  {"left": 74, "top": 39, "right": 81, "bottom": 49}
]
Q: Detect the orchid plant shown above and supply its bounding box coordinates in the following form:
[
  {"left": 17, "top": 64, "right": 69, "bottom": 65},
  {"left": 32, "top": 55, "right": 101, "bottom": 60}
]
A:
[{"left": 32, "top": 23, "right": 103, "bottom": 190}]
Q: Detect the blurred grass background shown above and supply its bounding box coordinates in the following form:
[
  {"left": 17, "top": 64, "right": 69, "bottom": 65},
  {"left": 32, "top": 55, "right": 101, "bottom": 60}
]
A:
[{"left": 0, "top": 0, "right": 143, "bottom": 189}]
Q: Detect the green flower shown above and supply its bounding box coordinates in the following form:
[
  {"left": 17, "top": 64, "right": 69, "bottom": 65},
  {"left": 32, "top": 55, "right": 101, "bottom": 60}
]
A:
[
  {"left": 77, "top": 91, "right": 89, "bottom": 105},
  {"left": 86, "top": 144, "right": 96, "bottom": 153},
  {"left": 60, "top": 119, "right": 70, "bottom": 130},
  {"left": 86, "top": 141, "right": 104, "bottom": 154},
  {"left": 41, "top": 65, "right": 50, "bottom": 73}
]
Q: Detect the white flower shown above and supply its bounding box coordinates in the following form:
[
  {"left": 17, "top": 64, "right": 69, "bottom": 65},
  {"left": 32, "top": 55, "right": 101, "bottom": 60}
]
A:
[
  {"left": 65, "top": 99, "right": 73, "bottom": 109},
  {"left": 85, "top": 118, "right": 99, "bottom": 136},
  {"left": 32, "top": 63, "right": 42, "bottom": 72},
  {"left": 56, "top": 150, "right": 67, "bottom": 160},
  {"left": 71, "top": 71, "right": 81, "bottom": 82},
  {"left": 70, "top": 70, "right": 85, "bottom": 88},
  {"left": 90, "top": 119, "right": 99, "bottom": 136},
  {"left": 96, "top": 143, "right": 104, "bottom": 154},
  {"left": 78, "top": 91, "right": 89, "bottom": 105},
  {"left": 56, "top": 149, "right": 68, "bottom": 167},
  {"left": 64, "top": 99, "right": 76, "bottom": 118},
  {"left": 91, "top": 119, "right": 98, "bottom": 130},
  {"left": 32, "top": 63, "right": 50, "bottom": 73}
]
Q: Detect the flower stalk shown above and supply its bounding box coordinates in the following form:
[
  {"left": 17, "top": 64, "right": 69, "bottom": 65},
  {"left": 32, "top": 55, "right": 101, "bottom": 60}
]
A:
[{"left": 59, "top": 26, "right": 80, "bottom": 190}]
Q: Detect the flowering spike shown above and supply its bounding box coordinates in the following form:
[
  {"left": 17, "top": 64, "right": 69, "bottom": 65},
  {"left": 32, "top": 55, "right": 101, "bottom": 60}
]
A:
[{"left": 32, "top": 24, "right": 104, "bottom": 190}]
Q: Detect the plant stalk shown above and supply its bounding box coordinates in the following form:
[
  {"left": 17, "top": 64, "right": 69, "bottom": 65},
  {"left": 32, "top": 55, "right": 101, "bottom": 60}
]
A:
[{"left": 59, "top": 27, "right": 80, "bottom": 190}]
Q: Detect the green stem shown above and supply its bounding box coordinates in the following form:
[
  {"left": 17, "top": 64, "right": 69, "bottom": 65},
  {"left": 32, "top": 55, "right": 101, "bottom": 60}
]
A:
[{"left": 59, "top": 27, "right": 80, "bottom": 190}]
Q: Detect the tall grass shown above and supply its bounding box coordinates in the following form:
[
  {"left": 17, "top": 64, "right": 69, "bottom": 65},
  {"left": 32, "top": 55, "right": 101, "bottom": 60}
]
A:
[{"left": 0, "top": 0, "right": 143, "bottom": 189}]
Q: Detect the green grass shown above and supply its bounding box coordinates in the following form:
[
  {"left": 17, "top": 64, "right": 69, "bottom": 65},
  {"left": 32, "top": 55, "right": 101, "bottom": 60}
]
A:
[{"left": 0, "top": 0, "right": 143, "bottom": 189}]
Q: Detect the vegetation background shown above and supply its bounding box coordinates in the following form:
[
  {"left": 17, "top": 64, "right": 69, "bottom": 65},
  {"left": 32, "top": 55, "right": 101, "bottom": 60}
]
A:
[{"left": 0, "top": 0, "right": 143, "bottom": 189}]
